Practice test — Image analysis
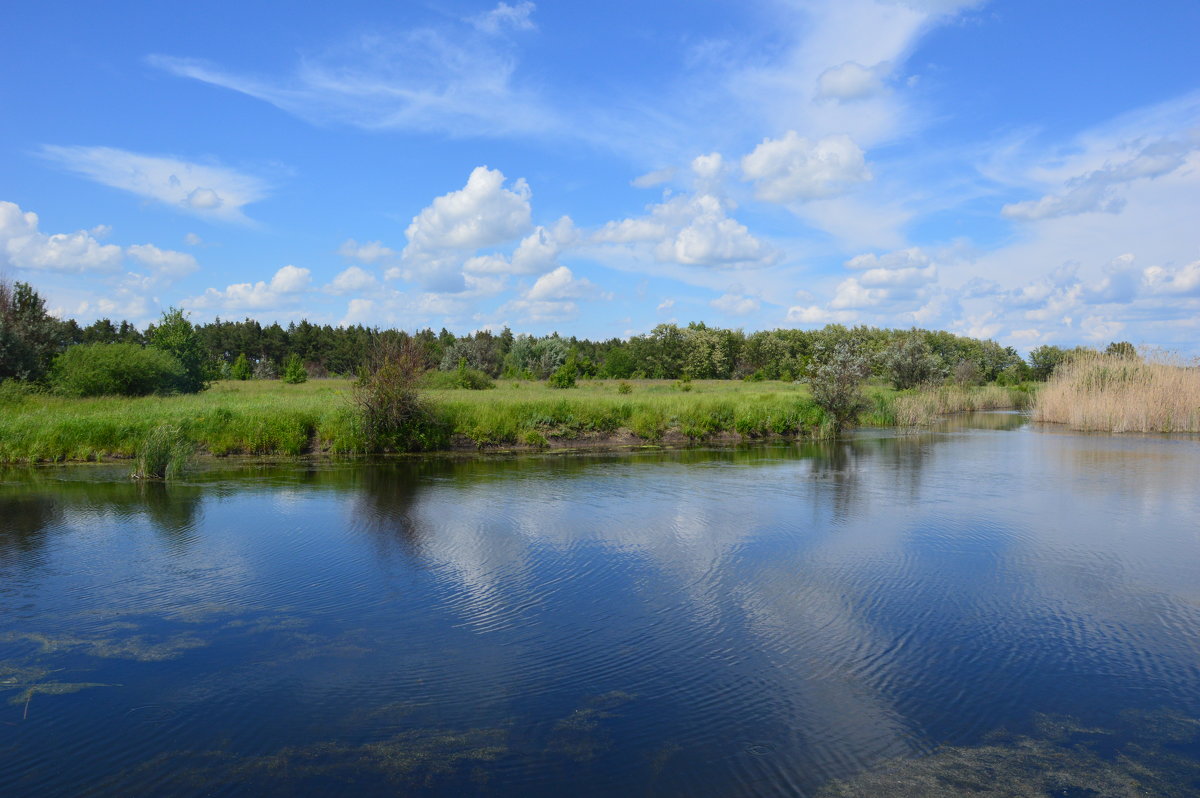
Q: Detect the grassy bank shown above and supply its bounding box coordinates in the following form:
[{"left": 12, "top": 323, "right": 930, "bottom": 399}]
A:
[
  {"left": 0, "top": 378, "right": 1031, "bottom": 464},
  {"left": 1033, "top": 353, "right": 1200, "bottom": 433}
]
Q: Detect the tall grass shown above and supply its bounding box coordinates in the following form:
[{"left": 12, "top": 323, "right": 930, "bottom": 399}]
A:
[
  {"left": 132, "top": 425, "right": 193, "bottom": 479},
  {"left": 1033, "top": 352, "right": 1200, "bottom": 433},
  {"left": 0, "top": 376, "right": 1038, "bottom": 464},
  {"left": 890, "top": 385, "right": 1032, "bottom": 427}
]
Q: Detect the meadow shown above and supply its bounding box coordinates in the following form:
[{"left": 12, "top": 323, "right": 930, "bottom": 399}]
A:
[{"left": 0, "top": 378, "right": 1032, "bottom": 464}]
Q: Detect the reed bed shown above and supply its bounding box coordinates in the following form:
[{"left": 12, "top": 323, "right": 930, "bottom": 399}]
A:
[
  {"left": 1033, "top": 353, "right": 1200, "bottom": 433},
  {"left": 891, "top": 385, "right": 1032, "bottom": 427}
]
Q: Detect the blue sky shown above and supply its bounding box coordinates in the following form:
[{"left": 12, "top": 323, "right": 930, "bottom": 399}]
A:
[{"left": 2, "top": 0, "right": 1198, "bottom": 351}]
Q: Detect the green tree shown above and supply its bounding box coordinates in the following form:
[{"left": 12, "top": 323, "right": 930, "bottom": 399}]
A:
[
  {"left": 1104, "top": 341, "right": 1139, "bottom": 360},
  {"left": 282, "top": 353, "right": 308, "bottom": 384},
  {"left": 149, "top": 307, "right": 208, "bottom": 393},
  {"left": 1028, "top": 345, "right": 1070, "bottom": 381},
  {"left": 230, "top": 352, "right": 252, "bottom": 380},
  {"left": 881, "top": 332, "right": 944, "bottom": 389},
  {"left": 0, "top": 280, "right": 64, "bottom": 381},
  {"left": 549, "top": 352, "right": 578, "bottom": 388}
]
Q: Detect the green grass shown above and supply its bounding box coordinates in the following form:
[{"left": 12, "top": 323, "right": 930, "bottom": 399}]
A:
[{"left": 0, "top": 378, "right": 1030, "bottom": 464}]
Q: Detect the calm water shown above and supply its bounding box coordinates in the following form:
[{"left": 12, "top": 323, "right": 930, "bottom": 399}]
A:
[{"left": 2, "top": 414, "right": 1199, "bottom": 796}]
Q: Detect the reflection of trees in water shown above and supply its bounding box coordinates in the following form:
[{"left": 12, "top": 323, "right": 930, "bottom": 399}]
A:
[
  {"left": 0, "top": 479, "right": 204, "bottom": 559},
  {"left": 0, "top": 494, "right": 62, "bottom": 564}
]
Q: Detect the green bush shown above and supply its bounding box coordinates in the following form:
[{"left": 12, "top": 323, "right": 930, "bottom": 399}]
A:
[
  {"left": 231, "top": 352, "right": 252, "bottom": 381},
  {"left": 617, "top": 381, "right": 632, "bottom": 394},
  {"left": 548, "top": 356, "right": 577, "bottom": 389},
  {"left": 423, "top": 358, "right": 495, "bottom": 390},
  {"left": 50, "top": 343, "right": 186, "bottom": 397},
  {"left": 283, "top": 353, "right": 308, "bottom": 384}
]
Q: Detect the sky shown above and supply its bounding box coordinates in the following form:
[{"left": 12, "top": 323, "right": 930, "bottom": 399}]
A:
[{"left": 1, "top": 0, "right": 1198, "bottom": 352}]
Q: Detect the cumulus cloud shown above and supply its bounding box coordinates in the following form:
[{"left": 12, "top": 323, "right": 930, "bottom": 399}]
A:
[
  {"left": 1144, "top": 259, "right": 1200, "bottom": 296},
  {"left": 786, "top": 305, "right": 857, "bottom": 324},
  {"left": 40, "top": 146, "right": 270, "bottom": 223},
  {"left": 594, "top": 193, "right": 775, "bottom": 268},
  {"left": 525, "top": 265, "right": 601, "bottom": 301},
  {"left": 338, "top": 239, "right": 397, "bottom": 263},
  {"left": 185, "top": 265, "right": 312, "bottom": 311},
  {"left": 1002, "top": 139, "right": 1193, "bottom": 221},
  {"left": 463, "top": 216, "right": 576, "bottom": 276},
  {"left": 0, "top": 200, "right": 122, "bottom": 272},
  {"left": 469, "top": 1, "right": 537, "bottom": 34},
  {"left": 741, "top": 132, "right": 871, "bottom": 202},
  {"left": 710, "top": 293, "right": 760, "bottom": 315},
  {"left": 325, "top": 265, "right": 379, "bottom": 295},
  {"left": 399, "top": 166, "right": 533, "bottom": 290},
  {"left": 126, "top": 243, "right": 198, "bottom": 278},
  {"left": 815, "top": 61, "right": 888, "bottom": 101}
]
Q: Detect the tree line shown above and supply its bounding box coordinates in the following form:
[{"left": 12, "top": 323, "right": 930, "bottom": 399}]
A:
[{"left": 1, "top": 279, "right": 1133, "bottom": 395}]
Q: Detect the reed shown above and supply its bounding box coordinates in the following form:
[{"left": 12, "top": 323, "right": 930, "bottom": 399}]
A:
[{"left": 1033, "top": 352, "right": 1200, "bottom": 433}]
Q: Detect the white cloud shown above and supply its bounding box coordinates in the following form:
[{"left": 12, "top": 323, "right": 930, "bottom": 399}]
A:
[
  {"left": 0, "top": 200, "right": 122, "bottom": 273},
  {"left": 400, "top": 166, "right": 533, "bottom": 290},
  {"left": 741, "top": 132, "right": 872, "bottom": 202},
  {"left": 710, "top": 293, "right": 760, "bottom": 315},
  {"left": 340, "top": 298, "right": 375, "bottom": 327},
  {"left": 148, "top": 24, "right": 557, "bottom": 138},
  {"left": 184, "top": 232, "right": 203, "bottom": 246},
  {"left": 126, "top": 243, "right": 198, "bottom": 278},
  {"left": 326, "top": 265, "right": 379, "bottom": 295},
  {"left": 657, "top": 298, "right": 676, "bottom": 312},
  {"left": 40, "top": 145, "right": 270, "bottom": 223},
  {"left": 185, "top": 265, "right": 312, "bottom": 311},
  {"left": 338, "top": 239, "right": 397, "bottom": 263},
  {"left": 594, "top": 193, "right": 775, "bottom": 268},
  {"left": 691, "top": 152, "right": 724, "bottom": 180},
  {"left": 786, "top": 305, "right": 857, "bottom": 324},
  {"left": 1144, "top": 260, "right": 1200, "bottom": 296},
  {"left": 1080, "top": 315, "right": 1126, "bottom": 341},
  {"left": 469, "top": 1, "right": 537, "bottom": 34},
  {"left": 1001, "top": 139, "right": 1194, "bottom": 220},
  {"left": 816, "top": 61, "right": 888, "bottom": 101},
  {"left": 632, "top": 167, "right": 677, "bottom": 188},
  {"left": 845, "top": 247, "right": 930, "bottom": 271},
  {"left": 525, "top": 265, "right": 601, "bottom": 301}
]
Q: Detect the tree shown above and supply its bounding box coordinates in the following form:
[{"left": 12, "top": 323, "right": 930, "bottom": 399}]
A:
[
  {"left": 282, "top": 353, "right": 308, "bottom": 384},
  {"left": 549, "top": 352, "right": 578, "bottom": 388},
  {"left": 149, "top": 307, "right": 208, "bottom": 392},
  {"left": 0, "top": 280, "right": 64, "bottom": 381},
  {"left": 231, "top": 352, "right": 252, "bottom": 380},
  {"left": 1104, "top": 341, "right": 1139, "bottom": 360},
  {"left": 807, "top": 341, "right": 870, "bottom": 434},
  {"left": 881, "top": 332, "right": 944, "bottom": 389},
  {"left": 1028, "top": 345, "right": 1070, "bottom": 381}
]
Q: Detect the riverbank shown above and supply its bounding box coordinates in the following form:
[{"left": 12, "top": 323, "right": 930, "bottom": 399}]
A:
[{"left": 0, "top": 378, "right": 1032, "bottom": 464}]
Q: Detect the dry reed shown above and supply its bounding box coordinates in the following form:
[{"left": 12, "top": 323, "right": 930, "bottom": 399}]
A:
[{"left": 1033, "top": 352, "right": 1200, "bottom": 433}]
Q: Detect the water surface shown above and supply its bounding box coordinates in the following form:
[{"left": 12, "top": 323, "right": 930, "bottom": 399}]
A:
[{"left": 2, "top": 414, "right": 1199, "bottom": 796}]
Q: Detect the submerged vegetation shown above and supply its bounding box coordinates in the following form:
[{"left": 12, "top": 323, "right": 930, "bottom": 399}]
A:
[{"left": 1034, "top": 352, "right": 1200, "bottom": 433}]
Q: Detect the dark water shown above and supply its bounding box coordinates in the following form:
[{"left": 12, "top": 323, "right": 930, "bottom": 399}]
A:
[{"left": 2, "top": 414, "right": 1199, "bottom": 796}]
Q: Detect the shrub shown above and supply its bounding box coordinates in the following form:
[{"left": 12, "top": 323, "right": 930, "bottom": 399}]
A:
[
  {"left": 231, "top": 353, "right": 252, "bottom": 381},
  {"left": 50, "top": 343, "right": 186, "bottom": 397},
  {"left": 548, "top": 354, "right": 577, "bottom": 389},
  {"left": 617, "top": 381, "right": 632, "bottom": 394},
  {"left": 253, "top": 358, "right": 278, "bottom": 380},
  {"left": 807, "top": 341, "right": 871, "bottom": 434},
  {"left": 282, "top": 353, "right": 308, "bottom": 384},
  {"left": 354, "top": 338, "right": 442, "bottom": 451},
  {"left": 132, "top": 424, "right": 193, "bottom": 479},
  {"left": 953, "top": 359, "right": 981, "bottom": 386}
]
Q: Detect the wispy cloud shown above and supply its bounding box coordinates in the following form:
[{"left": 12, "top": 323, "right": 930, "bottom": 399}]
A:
[{"left": 40, "top": 145, "right": 271, "bottom": 224}]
